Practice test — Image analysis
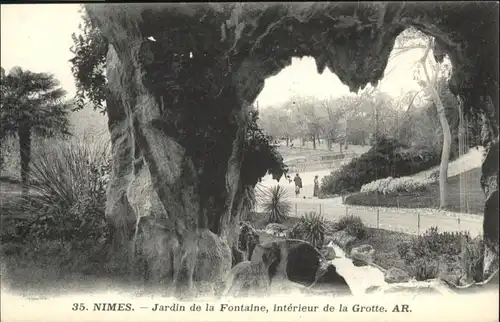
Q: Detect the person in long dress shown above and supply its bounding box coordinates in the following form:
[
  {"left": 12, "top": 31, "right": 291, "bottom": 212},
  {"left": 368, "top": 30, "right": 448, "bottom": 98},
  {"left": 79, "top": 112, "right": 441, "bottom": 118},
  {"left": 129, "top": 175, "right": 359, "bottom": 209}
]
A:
[{"left": 313, "top": 175, "right": 319, "bottom": 197}]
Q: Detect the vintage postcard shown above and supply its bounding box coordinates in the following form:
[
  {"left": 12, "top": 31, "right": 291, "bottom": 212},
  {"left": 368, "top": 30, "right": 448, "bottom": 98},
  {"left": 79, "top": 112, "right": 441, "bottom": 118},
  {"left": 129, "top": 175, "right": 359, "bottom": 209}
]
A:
[{"left": 0, "top": 2, "right": 498, "bottom": 322}]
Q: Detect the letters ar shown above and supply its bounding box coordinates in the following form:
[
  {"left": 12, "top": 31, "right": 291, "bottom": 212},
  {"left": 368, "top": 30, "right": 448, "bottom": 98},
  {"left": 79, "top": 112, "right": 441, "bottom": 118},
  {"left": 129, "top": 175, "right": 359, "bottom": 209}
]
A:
[{"left": 392, "top": 304, "right": 411, "bottom": 312}]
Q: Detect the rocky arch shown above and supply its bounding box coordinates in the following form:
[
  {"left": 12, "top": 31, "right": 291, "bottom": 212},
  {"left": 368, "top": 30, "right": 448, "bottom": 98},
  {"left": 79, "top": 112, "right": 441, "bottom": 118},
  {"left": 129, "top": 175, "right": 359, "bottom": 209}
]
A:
[{"left": 84, "top": 3, "right": 499, "bottom": 296}]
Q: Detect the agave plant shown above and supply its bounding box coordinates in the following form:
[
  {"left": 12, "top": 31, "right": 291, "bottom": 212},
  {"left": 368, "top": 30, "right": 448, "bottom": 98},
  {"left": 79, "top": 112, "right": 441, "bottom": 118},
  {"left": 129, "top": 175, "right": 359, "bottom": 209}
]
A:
[
  {"left": 298, "top": 212, "right": 326, "bottom": 250},
  {"left": 257, "top": 184, "right": 291, "bottom": 223}
]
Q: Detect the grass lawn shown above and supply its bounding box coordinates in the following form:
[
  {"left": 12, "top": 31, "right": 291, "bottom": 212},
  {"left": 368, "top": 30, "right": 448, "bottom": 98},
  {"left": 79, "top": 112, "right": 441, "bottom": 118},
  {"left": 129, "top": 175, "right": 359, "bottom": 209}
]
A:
[{"left": 345, "top": 167, "right": 484, "bottom": 215}]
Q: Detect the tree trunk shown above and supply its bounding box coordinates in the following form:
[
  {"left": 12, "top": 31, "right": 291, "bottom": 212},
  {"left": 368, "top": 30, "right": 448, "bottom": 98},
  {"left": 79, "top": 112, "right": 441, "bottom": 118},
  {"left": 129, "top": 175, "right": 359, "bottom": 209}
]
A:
[
  {"left": 286, "top": 136, "right": 289, "bottom": 147},
  {"left": 327, "top": 136, "right": 332, "bottom": 150},
  {"left": 420, "top": 44, "right": 450, "bottom": 210},
  {"left": 301, "top": 137, "right": 306, "bottom": 146},
  {"left": 437, "top": 105, "right": 451, "bottom": 209},
  {"left": 93, "top": 29, "right": 249, "bottom": 297},
  {"left": 18, "top": 125, "right": 31, "bottom": 195},
  {"left": 312, "top": 134, "right": 316, "bottom": 149}
]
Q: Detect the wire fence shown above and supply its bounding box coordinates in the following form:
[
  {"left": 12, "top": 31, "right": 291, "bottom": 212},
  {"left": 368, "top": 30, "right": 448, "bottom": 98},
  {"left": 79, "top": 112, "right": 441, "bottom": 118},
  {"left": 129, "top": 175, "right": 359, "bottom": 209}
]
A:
[{"left": 256, "top": 201, "right": 483, "bottom": 237}]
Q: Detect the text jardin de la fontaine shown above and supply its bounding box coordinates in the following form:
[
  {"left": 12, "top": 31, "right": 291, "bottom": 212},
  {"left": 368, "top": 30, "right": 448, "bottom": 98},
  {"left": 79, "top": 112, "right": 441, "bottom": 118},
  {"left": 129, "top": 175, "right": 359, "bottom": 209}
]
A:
[{"left": 148, "top": 303, "right": 412, "bottom": 313}]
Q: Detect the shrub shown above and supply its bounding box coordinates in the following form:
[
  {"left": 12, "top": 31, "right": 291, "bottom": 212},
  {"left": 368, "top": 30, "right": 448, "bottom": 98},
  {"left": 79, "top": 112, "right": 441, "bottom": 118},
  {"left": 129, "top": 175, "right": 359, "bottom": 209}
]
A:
[
  {"left": 13, "top": 138, "right": 112, "bottom": 274},
  {"left": 360, "top": 176, "right": 432, "bottom": 195},
  {"left": 290, "top": 212, "right": 326, "bottom": 249},
  {"left": 427, "top": 169, "right": 440, "bottom": 182},
  {"left": 332, "top": 214, "right": 366, "bottom": 239},
  {"left": 257, "top": 184, "right": 291, "bottom": 223},
  {"left": 398, "top": 227, "right": 468, "bottom": 263},
  {"left": 321, "top": 136, "right": 439, "bottom": 195},
  {"left": 409, "top": 258, "right": 440, "bottom": 281},
  {"left": 461, "top": 235, "right": 484, "bottom": 283}
]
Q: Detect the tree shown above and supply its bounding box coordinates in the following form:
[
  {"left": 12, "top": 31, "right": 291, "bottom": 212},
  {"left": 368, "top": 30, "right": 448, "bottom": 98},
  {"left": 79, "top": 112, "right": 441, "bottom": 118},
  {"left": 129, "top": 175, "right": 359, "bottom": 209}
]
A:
[
  {"left": 392, "top": 28, "right": 456, "bottom": 209},
  {"left": 416, "top": 39, "right": 453, "bottom": 208},
  {"left": 0, "top": 66, "right": 71, "bottom": 188},
  {"left": 319, "top": 97, "right": 344, "bottom": 150},
  {"left": 69, "top": 5, "right": 108, "bottom": 113}
]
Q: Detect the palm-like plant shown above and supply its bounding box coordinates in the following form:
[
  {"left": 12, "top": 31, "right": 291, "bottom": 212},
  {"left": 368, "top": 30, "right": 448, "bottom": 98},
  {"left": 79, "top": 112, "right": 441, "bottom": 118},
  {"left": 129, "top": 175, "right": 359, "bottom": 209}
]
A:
[
  {"left": 0, "top": 66, "right": 72, "bottom": 188},
  {"left": 299, "top": 212, "right": 326, "bottom": 249},
  {"left": 257, "top": 184, "right": 291, "bottom": 223}
]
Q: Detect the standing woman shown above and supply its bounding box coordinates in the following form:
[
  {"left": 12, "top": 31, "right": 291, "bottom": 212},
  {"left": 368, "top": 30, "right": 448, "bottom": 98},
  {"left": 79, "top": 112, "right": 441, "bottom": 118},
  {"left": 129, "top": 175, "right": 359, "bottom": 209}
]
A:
[{"left": 313, "top": 175, "right": 319, "bottom": 197}]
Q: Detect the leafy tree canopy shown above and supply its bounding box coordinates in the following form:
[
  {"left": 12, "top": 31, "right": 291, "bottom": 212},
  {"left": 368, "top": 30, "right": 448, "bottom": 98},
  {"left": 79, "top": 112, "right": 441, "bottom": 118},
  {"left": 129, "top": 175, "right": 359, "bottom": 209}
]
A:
[{"left": 0, "top": 66, "right": 71, "bottom": 139}]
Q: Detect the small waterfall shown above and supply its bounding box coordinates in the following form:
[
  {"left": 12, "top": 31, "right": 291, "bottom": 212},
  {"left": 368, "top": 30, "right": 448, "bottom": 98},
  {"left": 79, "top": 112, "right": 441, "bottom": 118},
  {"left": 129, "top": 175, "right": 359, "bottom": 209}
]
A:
[{"left": 328, "top": 242, "right": 388, "bottom": 296}]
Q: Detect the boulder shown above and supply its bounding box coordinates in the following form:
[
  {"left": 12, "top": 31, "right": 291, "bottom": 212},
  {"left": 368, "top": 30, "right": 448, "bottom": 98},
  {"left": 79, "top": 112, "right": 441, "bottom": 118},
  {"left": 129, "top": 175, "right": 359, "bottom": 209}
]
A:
[
  {"left": 384, "top": 267, "right": 411, "bottom": 284},
  {"left": 264, "top": 223, "right": 289, "bottom": 237},
  {"left": 328, "top": 230, "right": 357, "bottom": 251},
  {"left": 224, "top": 239, "right": 352, "bottom": 297},
  {"left": 223, "top": 261, "right": 270, "bottom": 297},
  {"left": 350, "top": 244, "right": 375, "bottom": 267},
  {"left": 320, "top": 245, "right": 336, "bottom": 260}
]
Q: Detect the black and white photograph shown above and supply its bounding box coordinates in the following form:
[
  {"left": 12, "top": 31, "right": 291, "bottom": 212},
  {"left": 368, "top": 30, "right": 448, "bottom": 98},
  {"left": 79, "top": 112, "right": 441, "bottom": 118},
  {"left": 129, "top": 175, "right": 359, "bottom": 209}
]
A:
[{"left": 0, "top": 2, "right": 498, "bottom": 321}]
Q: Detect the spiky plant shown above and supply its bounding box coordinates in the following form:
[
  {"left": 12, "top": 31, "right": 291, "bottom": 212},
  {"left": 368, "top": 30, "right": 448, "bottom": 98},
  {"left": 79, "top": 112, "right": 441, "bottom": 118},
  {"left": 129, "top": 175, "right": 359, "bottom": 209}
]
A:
[
  {"left": 461, "top": 235, "right": 484, "bottom": 283},
  {"left": 258, "top": 184, "right": 291, "bottom": 223},
  {"left": 18, "top": 137, "right": 111, "bottom": 242},
  {"left": 410, "top": 258, "right": 440, "bottom": 281},
  {"left": 298, "top": 212, "right": 326, "bottom": 250}
]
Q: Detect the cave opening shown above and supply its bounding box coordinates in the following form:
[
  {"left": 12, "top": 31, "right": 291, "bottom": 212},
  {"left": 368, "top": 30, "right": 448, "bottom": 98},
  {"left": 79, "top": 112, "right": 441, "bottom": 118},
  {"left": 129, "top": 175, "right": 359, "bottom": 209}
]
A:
[{"left": 83, "top": 3, "right": 498, "bottom": 295}]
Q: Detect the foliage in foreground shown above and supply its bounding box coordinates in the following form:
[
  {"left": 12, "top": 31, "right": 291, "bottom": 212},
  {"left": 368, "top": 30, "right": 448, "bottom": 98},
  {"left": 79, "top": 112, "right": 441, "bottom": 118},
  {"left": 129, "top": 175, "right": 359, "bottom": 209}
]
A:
[
  {"left": 288, "top": 212, "right": 326, "bottom": 249},
  {"left": 397, "top": 227, "right": 484, "bottom": 282},
  {"left": 332, "top": 214, "right": 367, "bottom": 239},
  {"left": 257, "top": 184, "right": 291, "bottom": 224},
  {"left": 1, "top": 138, "right": 114, "bottom": 276}
]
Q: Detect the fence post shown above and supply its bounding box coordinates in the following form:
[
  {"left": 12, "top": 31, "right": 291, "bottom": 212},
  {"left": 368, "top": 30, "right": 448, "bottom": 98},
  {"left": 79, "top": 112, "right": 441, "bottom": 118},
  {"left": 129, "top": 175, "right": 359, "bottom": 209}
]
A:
[
  {"left": 377, "top": 209, "right": 380, "bottom": 229},
  {"left": 319, "top": 203, "right": 322, "bottom": 215},
  {"left": 295, "top": 203, "right": 298, "bottom": 217},
  {"left": 417, "top": 213, "right": 421, "bottom": 235}
]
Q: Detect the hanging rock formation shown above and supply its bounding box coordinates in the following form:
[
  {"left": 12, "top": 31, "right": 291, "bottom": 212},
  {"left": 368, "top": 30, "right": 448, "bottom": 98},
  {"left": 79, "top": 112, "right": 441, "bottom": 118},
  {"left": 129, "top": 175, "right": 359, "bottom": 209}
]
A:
[{"left": 84, "top": 2, "right": 499, "bottom": 296}]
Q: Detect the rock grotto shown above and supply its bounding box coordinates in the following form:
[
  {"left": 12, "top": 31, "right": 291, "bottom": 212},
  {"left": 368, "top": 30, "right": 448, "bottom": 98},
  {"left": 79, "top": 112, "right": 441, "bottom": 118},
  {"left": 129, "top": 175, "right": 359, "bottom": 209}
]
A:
[{"left": 83, "top": 2, "right": 499, "bottom": 297}]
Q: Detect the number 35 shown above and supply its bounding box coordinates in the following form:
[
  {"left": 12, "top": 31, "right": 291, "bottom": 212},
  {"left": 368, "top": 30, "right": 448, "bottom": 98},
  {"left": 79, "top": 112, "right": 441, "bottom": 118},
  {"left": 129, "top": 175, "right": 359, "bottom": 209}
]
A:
[{"left": 72, "top": 303, "right": 86, "bottom": 311}]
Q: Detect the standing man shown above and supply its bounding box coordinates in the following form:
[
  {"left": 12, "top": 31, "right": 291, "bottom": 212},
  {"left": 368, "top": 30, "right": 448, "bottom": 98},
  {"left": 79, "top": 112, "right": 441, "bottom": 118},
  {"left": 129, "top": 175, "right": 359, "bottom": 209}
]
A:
[{"left": 294, "top": 173, "right": 302, "bottom": 197}]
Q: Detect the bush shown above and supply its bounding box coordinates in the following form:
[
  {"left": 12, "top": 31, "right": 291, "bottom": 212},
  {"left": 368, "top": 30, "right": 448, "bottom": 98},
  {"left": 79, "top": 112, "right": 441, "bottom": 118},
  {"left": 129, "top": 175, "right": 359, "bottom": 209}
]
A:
[
  {"left": 12, "top": 138, "right": 112, "bottom": 274},
  {"left": 288, "top": 212, "right": 326, "bottom": 249},
  {"left": 321, "top": 136, "right": 439, "bottom": 195},
  {"left": 257, "top": 184, "right": 291, "bottom": 223},
  {"left": 398, "top": 227, "right": 468, "bottom": 263},
  {"left": 409, "top": 258, "right": 440, "bottom": 281},
  {"left": 461, "top": 235, "right": 484, "bottom": 283},
  {"left": 397, "top": 227, "right": 480, "bottom": 282},
  {"left": 427, "top": 169, "right": 440, "bottom": 181},
  {"left": 360, "top": 176, "right": 432, "bottom": 195},
  {"left": 332, "top": 214, "right": 367, "bottom": 239}
]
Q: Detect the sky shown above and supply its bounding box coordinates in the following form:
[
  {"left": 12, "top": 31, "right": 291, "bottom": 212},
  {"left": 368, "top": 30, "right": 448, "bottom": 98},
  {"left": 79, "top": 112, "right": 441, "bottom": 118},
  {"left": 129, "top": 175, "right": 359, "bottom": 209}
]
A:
[{"left": 1, "top": 4, "right": 426, "bottom": 110}]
